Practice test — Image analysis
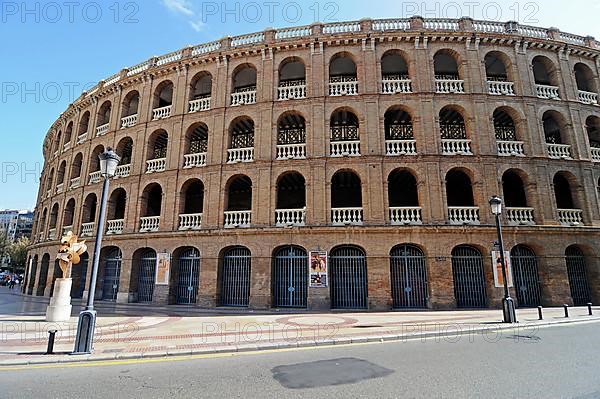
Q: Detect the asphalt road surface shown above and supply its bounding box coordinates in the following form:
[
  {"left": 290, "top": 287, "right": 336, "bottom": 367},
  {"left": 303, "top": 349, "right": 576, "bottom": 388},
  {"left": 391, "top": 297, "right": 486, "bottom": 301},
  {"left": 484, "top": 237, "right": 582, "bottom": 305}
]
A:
[{"left": 1, "top": 321, "right": 599, "bottom": 399}]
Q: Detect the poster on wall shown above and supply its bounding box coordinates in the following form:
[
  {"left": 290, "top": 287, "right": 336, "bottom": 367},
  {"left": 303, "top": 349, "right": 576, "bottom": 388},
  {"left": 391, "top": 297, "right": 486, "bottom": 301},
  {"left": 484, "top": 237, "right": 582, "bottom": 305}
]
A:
[
  {"left": 491, "top": 251, "right": 513, "bottom": 288},
  {"left": 155, "top": 252, "right": 171, "bottom": 285},
  {"left": 309, "top": 251, "right": 328, "bottom": 288}
]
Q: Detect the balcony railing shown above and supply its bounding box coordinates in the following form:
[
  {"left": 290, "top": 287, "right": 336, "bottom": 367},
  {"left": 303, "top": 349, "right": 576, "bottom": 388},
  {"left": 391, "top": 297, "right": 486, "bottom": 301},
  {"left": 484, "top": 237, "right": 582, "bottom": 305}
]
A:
[
  {"left": 329, "top": 77, "right": 358, "bottom": 96},
  {"left": 48, "top": 228, "right": 57, "bottom": 241},
  {"left": 546, "top": 143, "right": 572, "bottom": 159},
  {"left": 152, "top": 105, "right": 172, "bottom": 120},
  {"left": 121, "top": 114, "right": 138, "bottom": 129},
  {"left": 106, "top": 219, "right": 124, "bottom": 235},
  {"left": 487, "top": 81, "right": 515, "bottom": 96},
  {"left": 69, "top": 177, "right": 81, "bottom": 190},
  {"left": 330, "top": 140, "right": 360, "bottom": 157},
  {"left": 77, "top": 133, "right": 88, "bottom": 144},
  {"left": 535, "top": 84, "right": 560, "bottom": 99},
  {"left": 63, "top": 142, "right": 71, "bottom": 152},
  {"left": 506, "top": 207, "right": 535, "bottom": 226},
  {"left": 497, "top": 141, "right": 525, "bottom": 157},
  {"left": 80, "top": 222, "right": 95, "bottom": 237},
  {"left": 277, "top": 82, "right": 306, "bottom": 100},
  {"left": 62, "top": 225, "right": 73, "bottom": 237},
  {"left": 184, "top": 153, "right": 207, "bottom": 168},
  {"left": 332, "top": 207, "right": 363, "bottom": 226},
  {"left": 146, "top": 158, "right": 166, "bottom": 173},
  {"left": 591, "top": 147, "right": 600, "bottom": 162},
  {"left": 224, "top": 210, "right": 251, "bottom": 228},
  {"left": 275, "top": 208, "right": 306, "bottom": 227},
  {"left": 441, "top": 139, "right": 472, "bottom": 155},
  {"left": 435, "top": 79, "right": 465, "bottom": 94},
  {"left": 231, "top": 89, "right": 257, "bottom": 106},
  {"left": 189, "top": 97, "right": 211, "bottom": 113},
  {"left": 89, "top": 171, "right": 102, "bottom": 185},
  {"left": 389, "top": 207, "right": 422, "bottom": 225},
  {"left": 115, "top": 164, "right": 131, "bottom": 179},
  {"left": 448, "top": 206, "right": 480, "bottom": 225},
  {"left": 276, "top": 143, "right": 306, "bottom": 160},
  {"left": 178, "top": 213, "right": 203, "bottom": 230},
  {"left": 578, "top": 90, "right": 598, "bottom": 105},
  {"left": 557, "top": 209, "right": 583, "bottom": 226},
  {"left": 227, "top": 147, "right": 254, "bottom": 163},
  {"left": 55, "top": 183, "right": 64, "bottom": 194},
  {"left": 381, "top": 78, "right": 412, "bottom": 94},
  {"left": 385, "top": 140, "right": 417, "bottom": 156},
  {"left": 140, "top": 216, "right": 160, "bottom": 232},
  {"left": 96, "top": 123, "right": 109, "bottom": 136}
]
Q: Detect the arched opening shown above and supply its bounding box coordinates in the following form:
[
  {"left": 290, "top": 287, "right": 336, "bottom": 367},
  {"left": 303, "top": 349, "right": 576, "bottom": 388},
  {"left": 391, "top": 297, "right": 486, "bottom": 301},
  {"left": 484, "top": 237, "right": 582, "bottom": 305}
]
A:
[
  {"left": 63, "top": 199, "right": 75, "bottom": 228},
  {"left": 331, "top": 170, "right": 362, "bottom": 225},
  {"left": 542, "top": 111, "right": 566, "bottom": 144},
  {"left": 53, "top": 131, "right": 62, "bottom": 154},
  {"left": 388, "top": 169, "right": 419, "bottom": 207},
  {"left": 585, "top": 116, "right": 600, "bottom": 149},
  {"left": 225, "top": 176, "right": 252, "bottom": 211},
  {"left": 565, "top": 246, "right": 592, "bottom": 306},
  {"left": 381, "top": 50, "right": 409, "bottom": 80},
  {"left": 37, "top": 254, "right": 50, "bottom": 296},
  {"left": 70, "top": 252, "right": 88, "bottom": 298},
  {"left": 27, "top": 255, "right": 38, "bottom": 295},
  {"left": 278, "top": 58, "right": 306, "bottom": 99},
  {"left": 276, "top": 172, "right": 306, "bottom": 210},
  {"left": 446, "top": 169, "right": 474, "bottom": 207},
  {"left": 179, "top": 179, "right": 204, "bottom": 229},
  {"left": 141, "top": 183, "right": 163, "bottom": 217},
  {"left": 99, "top": 246, "right": 122, "bottom": 301},
  {"left": 574, "top": 63, "right": 597, "bottom": 93},
  {"left": 49, "top": 203, "right": 59, "bottom": 230},
  {"left": 184, "top": 123, "right": 208, "bottom": 168},
  {"left": 434, "top": 50, "right": 460, "bottom": 80},
  {"left": 451, "top": 246, "right": 487, "bottom": 308},
  {"left": 56, "top": 161, "right": 66, "bottom": 186},
  {"left": 390, "top": 244, "right": 428, "bottom": 308},
  {"left": 153, "top": 80, "right": 174, "bottom": 112},
  {"left": 493, "top": 108, "right": 517, "bottom": 141},
  {"left": 502, "top": 170, "right": 528, "bottom": 207},
  {"left": 70, "top": 153, "right": 83, "bottom": 182},
  {"left": 231, "top": 64, "right": 257, "bottom": 105},
  {"left": 147, "top": 130, "right": 168, "bottom": 161},
  {"left": 190, "top": 72, "right": 212, "bottom": 100},
  {"left": 439, "top": 106, "right": 467, "bottom": 140},
  {"left": 228, "top": 117, "right": 254, "bottom": 150},
  {"left": 277, "top": 112, "right": 306, "bottom": 159},
  {"left": 219, "top": 246, "right": 251, "bottom": 307},
  {"left": 116, "top": 137, "right": 133, "bottom": 166},
  {"left": 89, "top": 145, "right": 105, "bottom": 173},
  {"left": 510, "top": 245, "right": 541, "bottom": 307},
  {"left": 329, "top": 53, "right": 358, "bottom": 95},
  {"left": 532, "top": 56, "right": 558, "bottom": 86},
  {"left": 132, "top": 248, "right": 157, "bottom": 303},
  {"left": 45, "top": 169, "right": 54, "bottom": 194},
  {"left": 39, "top": 209, "right": 47, "bottom": 235},
  {"left": 484, "top": 51, "right": 510, "bottom": 81},
  {"left": 272, "top": 246, "right": 308, "bottom": 308},
  {"left": 330, "top": 108, "right": 360, "bottom": 156},
  {"left": 64, "top": 122, "right": 74, "bottom": 148},
  {"left": 97, "top": 101, "right": 111, "bottom": 129},
  {"left": 107, "top": 188, "right": 127, "bottom": 220},
  {"left": 330, "top": 245, "right": 368, "bottom": 309},
  {"left": 553, "top": 173, "right": 576, "bottom": 209},
  {"left": 82, "top": 194, "right": 97, "bottom": 223},
  {"left": 78, "top": 111, "right": 90, "bottom": 137},
  {"left": 121, "top": 90, "right": 139, "bottom": 125},
  {"left": 172, "top": 247, "right": 201, "bottom": 304},
  {"left": 384, "top": 107, "right": 413, "bottom": 141}
]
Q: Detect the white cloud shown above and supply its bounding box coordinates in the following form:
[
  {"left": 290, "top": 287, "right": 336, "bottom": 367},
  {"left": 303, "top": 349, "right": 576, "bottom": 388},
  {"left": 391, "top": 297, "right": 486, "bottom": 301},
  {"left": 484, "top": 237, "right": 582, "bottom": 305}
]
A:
[
  {"left": 162, "top": 0, "right": 194, "bottom": 17},
  {"left": 189, "top": 20, "right": 206, "bottom": 32}
]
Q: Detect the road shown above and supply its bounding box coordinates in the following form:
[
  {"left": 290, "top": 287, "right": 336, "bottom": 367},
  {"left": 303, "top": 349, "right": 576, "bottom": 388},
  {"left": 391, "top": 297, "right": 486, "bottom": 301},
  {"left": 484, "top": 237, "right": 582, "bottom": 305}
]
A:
[{"left": 1, "top": 321, "right": 599, "bottom": 398}]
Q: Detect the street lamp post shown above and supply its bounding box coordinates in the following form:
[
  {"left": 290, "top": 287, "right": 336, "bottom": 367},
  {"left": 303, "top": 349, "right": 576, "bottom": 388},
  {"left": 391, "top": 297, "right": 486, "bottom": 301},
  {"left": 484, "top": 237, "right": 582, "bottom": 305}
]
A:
[
  {"left": 489, "top": 195, "right": 517, "bottom": 323},
  {"left": 73, "top": 148, "right": 120, "bottom": 354}
]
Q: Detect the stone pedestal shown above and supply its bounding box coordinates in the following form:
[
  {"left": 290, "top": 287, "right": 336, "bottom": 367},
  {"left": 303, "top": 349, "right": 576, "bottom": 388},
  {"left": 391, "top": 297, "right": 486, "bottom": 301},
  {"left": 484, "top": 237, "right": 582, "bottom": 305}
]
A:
[{"left": 46, "top": 278, "right": 73, "bottom": 322}]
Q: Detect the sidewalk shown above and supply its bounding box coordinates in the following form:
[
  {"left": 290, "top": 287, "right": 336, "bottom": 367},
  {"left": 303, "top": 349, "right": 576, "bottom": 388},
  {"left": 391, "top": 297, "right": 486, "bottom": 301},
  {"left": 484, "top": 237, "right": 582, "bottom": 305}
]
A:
[{"left": 1, "top": 289, "right": 598, "bottom": 367}]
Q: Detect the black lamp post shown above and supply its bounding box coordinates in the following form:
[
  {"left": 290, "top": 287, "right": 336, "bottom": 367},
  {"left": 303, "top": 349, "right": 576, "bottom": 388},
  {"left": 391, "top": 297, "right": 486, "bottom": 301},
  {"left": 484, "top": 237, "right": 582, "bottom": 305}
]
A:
[
  {"left": 489, "top": 195, "right": 517, "bottom": 323},
  {"left": 73, "top": 148, "right": 120, "bottom": 354}
]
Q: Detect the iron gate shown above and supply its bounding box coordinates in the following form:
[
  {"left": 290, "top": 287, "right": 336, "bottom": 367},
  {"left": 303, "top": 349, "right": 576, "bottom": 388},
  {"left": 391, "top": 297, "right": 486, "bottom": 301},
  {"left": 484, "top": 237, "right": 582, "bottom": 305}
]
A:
[
  {"left": 390, "top": 245, "right": 428, "bottom": 308},
  {"left": 176, "top": 248, "right": 200, "bottom": 305},
  {"left": 565, "top": 246, "right": 591, "bottom": 306},
  {"left": 510, "top": 245, "right": 541, "bottom": 307},
  {"left": 36, "top": 257, "right": 50, "bottom": 296},
  {"left": 273, "top": 246, "right": 308, "bottom": 308},
  {"left": 101, "top": 248, "right": 122, "bottom": 301},
  {"left": 452, "top": 246, "right": 487, "bottom": 308},
  {"left": 220, "top": 247, "right": 251, "bottom": 307},
  {"left": 137, "top": 249, "right": 157, "bottom": 303},
  {"left": 330, "top": 246, "right": 368, "bottom": 309}
]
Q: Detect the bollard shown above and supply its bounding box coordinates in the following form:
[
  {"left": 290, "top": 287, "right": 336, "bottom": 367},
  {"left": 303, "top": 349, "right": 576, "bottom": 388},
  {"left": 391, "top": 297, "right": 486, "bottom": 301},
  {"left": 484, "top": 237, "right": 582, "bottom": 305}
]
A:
[
  {"left": 46, "top": 329, "right": 58, "bottom": 355},
  {"left": 563, "top": 304, "right": 569, "bottom": 318},
  {"left": 537, "top": 306, "right": 543, "bottom": 320},
  {"left": 588, "top": 303, "right": 593, "bottom": 316}
]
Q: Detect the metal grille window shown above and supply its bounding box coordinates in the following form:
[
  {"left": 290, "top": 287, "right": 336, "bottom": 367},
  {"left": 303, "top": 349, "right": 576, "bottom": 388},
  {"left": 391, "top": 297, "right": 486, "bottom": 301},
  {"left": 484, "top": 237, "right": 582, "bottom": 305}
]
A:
[
  {"left": 494, "top": 126, "right": 516, "bottom": 141},
  {"left": 386, "top": 124, "right": 414, "bottom": 140},
  {"left": 390, "top": 245, "right": 428, "bottom": 308},
  {"left": 137, "top": 250, "right": 157, "bottom": 303},
  {"left": 329, "top": 75, "right": 357, "bottom": 82},
  {"left": 230, "top": 127, "right": 254, "bottom": 148},
  {"left": 382, "top": 74, "right": 409, "bottom": 80},
  {"left": 451, "top": 246, "right": 487, "bottom": 308},
  {"left": 272, "top": 246, "right": 308, "bottom": 308},
  {"left": 510, "top": 246, "right": 541, "bottom": 307},
  {"left": 220, "top": 247, "right": 251, "bottom": 307},
  {"left": 440, "top": 123, "right": 467, "bottom": 139},
  {"left": 188, "top": 125, "right": 209, "bottom": 153},
  {"left": 176, "top": 248, "right": 201, "bottom": 305},
  {"left": 151, "top": 132, "right": 169, "bottom": 159},
  {"left": 330, "top": 246, "right": 368, "bottom": 309},
  {"left": 278, "top": 128, "right": 306, "bottom": 145},
  {"left": 102, "top": 249, "right": 122, "bottom": 301},
  {"left": 330, "top": 125, "right": 359, "bottom": 141},
  {"left": 565, "top": 246, "right": 592, "bottom": 306}
]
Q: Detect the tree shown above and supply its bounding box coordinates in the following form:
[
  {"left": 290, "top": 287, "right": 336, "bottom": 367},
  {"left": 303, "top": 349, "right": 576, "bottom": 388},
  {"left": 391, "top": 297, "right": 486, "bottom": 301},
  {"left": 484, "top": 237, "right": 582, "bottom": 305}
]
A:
[
  {"left": 7, "top": 236, "right": 30, "bottom": 274},
  {"left": 0, "top": 232, "right": 9, "bottom": 270}
]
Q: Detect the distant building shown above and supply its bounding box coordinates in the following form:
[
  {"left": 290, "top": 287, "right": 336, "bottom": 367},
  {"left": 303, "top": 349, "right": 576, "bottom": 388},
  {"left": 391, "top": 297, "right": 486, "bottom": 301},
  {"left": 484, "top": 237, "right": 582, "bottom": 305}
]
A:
[{"left": 0, "top": 210, "right": 34, "bottom": 241}]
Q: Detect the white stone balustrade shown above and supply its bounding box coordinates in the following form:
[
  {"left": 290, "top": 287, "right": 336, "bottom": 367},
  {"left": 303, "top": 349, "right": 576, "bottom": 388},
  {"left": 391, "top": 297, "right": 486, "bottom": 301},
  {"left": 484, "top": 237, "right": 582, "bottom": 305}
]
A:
[
  {"left": 448, "top": 207, "right": 480, "bottom": 225},
  {"left": 578, "top": 90, "right": 598, "bottom": 105},
  {"left": 381, "top": 78, "right": 412, "bottom": 94},
  {"left": 48, "top": 229, "right": 57, "bottom": 241},
  {"left": 275, "top": 208, "right": 306, "bottom": 227},
  {"left": 423, "top": 18, "right": 459, "bottom": 30},
  {"left": 231, "top": 90, "right": 256, "bottom": 106},
  {"left": 63, "top": 142, "right": 71, "bottom": 152},
  {"left": 114, "top": 164, "right": 130, "bottom": 179},
  {"left": 62, "top": 226, "right": 73, "bottom": 237},
  {"left": 487, "top": 81, "right": 515, "bottom": 96},
  {"left": 178, "top": 213, "right": 203, "bottom": 230},
  {"left": 231, "top": 32, "right": 264, "bottom": 47},
  {"left": 106, "top": 219, "right": 124, "bottom": 235},
  {"left": 385, "top": 140, "right": 417, "bottom": 156},
  {"left": 557, "top": 209, "right": 583, "bottom": 226},
  {"left": 275, "top": 26, "right": 311, "bottom": 39},
  {"left": 497, "top": 141, "right": 525, "bottom": 157},
  {"left": 189, "top": 98, "right": 211, "bottom": 113},
  {"left": 139, "top": 216, "right": 160, "bottom": 232},
  {"left": 184, "top": 153, "right": 207, "bottom": 168},
  {"left": 329, "top": 79, "right": 358, "bottom": 96},
  {"left": 227, "top": 148, "right": 254, "bottom": 164},
  {"left": 331, "top": 207, "right": 363, "bottom": 226},
  {"left": 330, "top": 141, "right": 360, "bottom": 157},
  {"left": 146, "top": 158, "right": 166, "bottom": 173},
  {"left": 224, "top": 211, "right": 252, "bottom": 228},
  {"left": 323, "top": 21, "right": 361, "bottom": 34},
  {"left": 435, "top": 79, "right": 465, "bottom": 93},
  {"left": 69, "top": 177, "right": 81, "bottom": 190},
  {"left": 80, "top": 222, "right": 95, "bottom": 237},
  {"left": 373, "top": 19, "right": 410, "bottom": 31},
  {"left": 88, "top": 171, "right": 102, "bottom": 184},
  {"left": 277, "top": 83, "right": 306, "bottom": 100},
  {"left": 276, "top": 143, "right": 306, "bottom": 160},
  {"left": 96, "top": 124, "right": 109, "bottom": 136},
  {"left": 506, "top": 207, "right": 535, "bottom": 226},
  {"left": 55, "top": 183, "right": 64, "bottom": 194},
  {"left": 389, "top": 207, "right": 422, "bottom": 225},
  {"left": 546, "top": 143, "right": 572, "bottom": 159},
  {"left": 535, "top": 84, "right": 560, "bottom": 99},
  {"left": 591, "top": 148, "right": 600, "bottom": 162},
  {"left": 77, "top": 133, "right": 87, "bottom": 144},
  {"left": 121, "top": 114, "right": 138, "bottom": 129},
  {"left": 441, "top": 139, "right": 472, "bottom": 155},
  {"left": 152, "top": 105, "right": 172, "bottom": 120}
]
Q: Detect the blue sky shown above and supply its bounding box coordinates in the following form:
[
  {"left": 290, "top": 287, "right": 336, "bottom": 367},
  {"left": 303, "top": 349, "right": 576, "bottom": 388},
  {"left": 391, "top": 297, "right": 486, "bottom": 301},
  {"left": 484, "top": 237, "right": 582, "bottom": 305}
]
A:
[{"left": 1, "top": 0, "right": 599, "bottom": 210}]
